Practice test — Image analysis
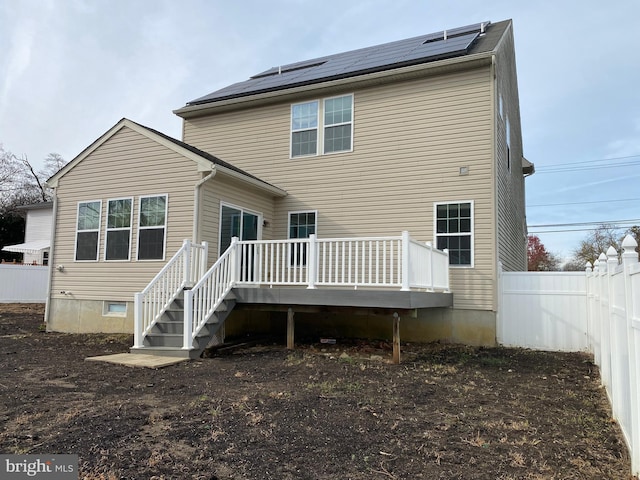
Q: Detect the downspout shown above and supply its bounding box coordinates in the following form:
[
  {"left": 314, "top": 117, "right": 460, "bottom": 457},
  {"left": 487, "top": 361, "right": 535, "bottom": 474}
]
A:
[
  {"left": 490, "top": 53, "right": 500, "bottom": 329},
  {"left": 43, "top": 190, "right": 58, "bottom": 328},
  {"left": 192, "top": 169, "right": 216, "bottom": 243}
]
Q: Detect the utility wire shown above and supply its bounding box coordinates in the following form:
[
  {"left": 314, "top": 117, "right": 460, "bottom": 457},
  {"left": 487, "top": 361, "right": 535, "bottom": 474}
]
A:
[
  {"left": 528, "top": 219, "right": 640, "bottom": 228},
  {"left": 528, "top": 197, "right": 640, "bottom": 207},
  {"left": 534, "top": 160, "right": 640, "bottom": 174},
  {"left": 535, "top": 153, "right": 640, "bottom": 170}
]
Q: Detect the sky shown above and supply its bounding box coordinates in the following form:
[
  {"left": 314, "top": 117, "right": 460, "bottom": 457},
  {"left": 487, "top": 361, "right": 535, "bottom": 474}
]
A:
[{"left": 1, "top": 0, "right": 639, "bottom": 262}]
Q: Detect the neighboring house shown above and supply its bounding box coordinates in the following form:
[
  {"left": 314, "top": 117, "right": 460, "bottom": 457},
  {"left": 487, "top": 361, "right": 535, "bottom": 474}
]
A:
[
  {"left": 45, "top": 19, "right": 532, "bottom": 352},
  {"left": 2, "top": 202, "right": 53, "bottom": 265}
]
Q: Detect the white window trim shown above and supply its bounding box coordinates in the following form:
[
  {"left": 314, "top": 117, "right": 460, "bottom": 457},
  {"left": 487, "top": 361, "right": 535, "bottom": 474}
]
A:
[
  {"left": 103, "top": 301, "right": 128, "bottom": 317},
  {"left": 104, "top": 197, "right": 133, "bottom": 262},
  {"left": 217, "top": 202, "right": 263, "bottom": 255},
  {"left": 290, "top": 93, "right": 354, "bottom": 159},
  {"left": 287, "top": 210, "right": 318, "bottom": 238},
  {"left": 74, "top": 199, "right": 102, "bottom": 262},
  {"left": 433, "top": 200, "right": 474, "bottom": 269},
  {"left": 506, "top": 115, "right": 511, "bottom": 172},
  {"left": 287, "top": 210, "right": 318, "bottom": 267},
  {"left": 322, "top": 94, "right": 354, "bottom": 155},
  {"left": 290, "top": 100, "right": 319, "bottom": 159},
  {"left": 137, "top": 194, "right": 168, "bottom": 261}
]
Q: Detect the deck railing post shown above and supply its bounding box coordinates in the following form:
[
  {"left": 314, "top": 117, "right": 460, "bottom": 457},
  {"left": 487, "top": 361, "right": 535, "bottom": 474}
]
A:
[
  {"left": 200, "top": 241, "right": 209, "bottom": 279},
  {"left": 183, "top": 239, "right": 192, "bottom": 287},
  {"left": 307, "top": 234, "right": 317, "bottom": 289},
  {"left": 183, "top": 289, "right": 194, "bottom": 350},
  {"left": 133, "top": 292, "right": 143, "bottom": 348},
  {"left": 426, "top": 241, "right": 434, "bottom": 291},
  {"left": 443, "top": 249, "right": 450, "bottom": 292},
  {"left": 229, "top": 237, "right": 239, "bottom": 285},
  {"left": 401, "top": 230, "right": 410, "bottom": 291}
]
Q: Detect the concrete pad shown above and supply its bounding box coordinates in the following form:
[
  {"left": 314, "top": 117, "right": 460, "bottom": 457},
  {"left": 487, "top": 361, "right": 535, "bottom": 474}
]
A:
[{"left": 85, "top": 353, "right": 188, "bottom": 368}]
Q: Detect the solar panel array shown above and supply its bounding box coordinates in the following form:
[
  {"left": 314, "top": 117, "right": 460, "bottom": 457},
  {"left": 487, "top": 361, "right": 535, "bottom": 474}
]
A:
[{"left": 188, "top": 22, "right": 490, "bottom": 106}]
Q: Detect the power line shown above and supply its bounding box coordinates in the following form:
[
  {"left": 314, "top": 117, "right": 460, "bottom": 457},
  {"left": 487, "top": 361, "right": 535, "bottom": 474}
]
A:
[
  {"left": 528, "top": 219, "right": 640, "bottom": 228},
  {"left": 535, "top": 153, "right": 640, "bottom": 170},
  {"left": 528, "top": 197, "right": 640, "bottom": 207},
  {"left": 534, "top": 160, "right": 640, "bottom": 174}
]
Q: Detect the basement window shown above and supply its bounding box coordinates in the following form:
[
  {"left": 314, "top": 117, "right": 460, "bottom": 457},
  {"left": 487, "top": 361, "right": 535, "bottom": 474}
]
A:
[{"left": 103, "top": 301, "right": 127, "bottom": 317}]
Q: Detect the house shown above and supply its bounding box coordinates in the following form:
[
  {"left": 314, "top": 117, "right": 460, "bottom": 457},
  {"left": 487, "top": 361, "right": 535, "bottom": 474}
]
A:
[
  {"left": 2, "top": 202, "right": 53, "bottom": 266},
  {"left": 45, "top": 19, "right": 532, "bottom": 354}
]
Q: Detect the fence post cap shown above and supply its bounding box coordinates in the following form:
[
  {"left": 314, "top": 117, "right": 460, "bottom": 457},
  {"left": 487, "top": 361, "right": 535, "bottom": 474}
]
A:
[
  {"left": 621, "top": 234, "right": 638, "bottom": 250},
  {"left": 606, "top": 246, "right": 618, "bottom": 259},
  {"left": 585, "top": 261, "right": 592, "bottom": 273}
]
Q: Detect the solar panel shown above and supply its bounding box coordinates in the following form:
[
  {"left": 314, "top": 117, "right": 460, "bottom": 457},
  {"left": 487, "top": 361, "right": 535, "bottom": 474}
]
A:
[{"left": 187, "top": 21, "right": 491, "bottom": 105}]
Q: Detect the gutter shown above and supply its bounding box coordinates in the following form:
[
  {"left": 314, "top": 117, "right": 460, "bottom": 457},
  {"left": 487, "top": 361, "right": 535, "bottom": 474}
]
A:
[
  {"left": 193, "top": 170, "right": 216, "bottom": 242},
  {"left": 43, "top": 191, "right": 58, "bottom": 327}
]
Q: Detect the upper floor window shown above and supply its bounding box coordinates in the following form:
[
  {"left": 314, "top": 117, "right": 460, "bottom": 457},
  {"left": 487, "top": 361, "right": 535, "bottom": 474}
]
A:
[
  {"left": 105, "top": 198, "right": 132, "bottom": 261},
  {"left": 75, "top": 200, "right": 101, "bottom": 261},
  {"left": 435, "top": 201, "right": 473, "bottom": 267},
  {"left": 291, "top": 101, "right": 318, "bottom": 157},
  {"left": 138, "top": 195, "right": 167, "bottom": 260},
  {"left": 291, "top": 94, "right": 353, "bottom": 158},
  {"left": 324, "top": 95, "right": 353, "bottom": 154}
]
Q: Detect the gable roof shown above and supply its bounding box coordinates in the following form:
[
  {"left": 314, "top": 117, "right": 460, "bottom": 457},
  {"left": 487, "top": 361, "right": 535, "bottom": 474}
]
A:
[
  {"left": 182, "top": 20, "right": 509, "bottom": 108},
  {"left": 47, "top": 118, "right": 286, "bottom": 197}
]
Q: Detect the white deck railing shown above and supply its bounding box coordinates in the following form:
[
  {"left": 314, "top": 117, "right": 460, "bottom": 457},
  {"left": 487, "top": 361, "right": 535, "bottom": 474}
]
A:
[
  {"left": 135, "top": 232, "right": 450, "bottom": 351},
  {"left": 235, "top": 231, "right": 449, "bottom": 291},
  {"left": 133, "top": 239, "right": 208, "bottom": 348}
]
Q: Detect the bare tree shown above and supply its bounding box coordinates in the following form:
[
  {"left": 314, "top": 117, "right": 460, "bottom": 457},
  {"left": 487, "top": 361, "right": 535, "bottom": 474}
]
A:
[
  {"left": 564, "top": 224, "right": 626, "bottom": 270},
  {"left": 0, "top": 145, "right": 66, "bottom": 214}
]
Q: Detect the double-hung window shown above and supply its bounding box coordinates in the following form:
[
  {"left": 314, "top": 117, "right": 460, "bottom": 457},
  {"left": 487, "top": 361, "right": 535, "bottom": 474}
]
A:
[
  {"left": 138, "top": 195, "right": 167, "bottom": 260},
  {"left": 324, "top": 95, "right": 353, "bottom": 153},
  {"left": 291, "top": 94, "right": 353, "bottom": 157},
  {"left": 75, "top": 200, "right": 101, "bottom": 261},
  {"left": 105, "top": 198, "right": 132, "bottom": 261},
  {"left": 291, "top": 101, "right": 318, "bottom": 157},
  {"left": 288, "top": 211, "right": 317, "bottom": 266},
  {"left": 435, "top": 201, "right": 473, "bottom": 266}
]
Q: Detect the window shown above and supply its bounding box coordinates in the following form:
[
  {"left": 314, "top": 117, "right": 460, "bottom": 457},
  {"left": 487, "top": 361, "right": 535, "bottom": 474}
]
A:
[
  {"left": 291, "top": 94, "right": 353, "bottom": 157},
  {"left": 138, "top": 195, "right": 167, "bottom": 260},
  {"left": 324, "top": 95, "right": 353, "bottom": 154},
  {"left": 435, "top": 202, "right": 473, "bottom": 266},
  {"left": 105, "top": 198, "right": 132, "bottom": 260},
  {"left": 75, "top": 200, "right": 101, "bottom": 261},
  {"left": 506, "top": 116, "right": 511, "bottom": 172},
  {"left": 103, "top": 301, "right": 127, "bottom": 316},
  {"left": 291, "top": 101, "right": 318, "bottom": 157},
  {"left": 289, "top": 211, "right": 317, "bottom": 266}
]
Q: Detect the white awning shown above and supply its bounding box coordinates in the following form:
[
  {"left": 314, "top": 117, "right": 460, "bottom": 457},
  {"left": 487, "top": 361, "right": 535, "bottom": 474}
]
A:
[{"left": 2, "top": 240, "right": 50, "bottom": 254}]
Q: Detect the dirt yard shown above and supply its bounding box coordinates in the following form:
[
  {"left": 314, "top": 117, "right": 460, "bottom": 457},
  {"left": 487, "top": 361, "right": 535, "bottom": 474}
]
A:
[{"left": 0, "top": 304, "right": 635, "bottom": 479}]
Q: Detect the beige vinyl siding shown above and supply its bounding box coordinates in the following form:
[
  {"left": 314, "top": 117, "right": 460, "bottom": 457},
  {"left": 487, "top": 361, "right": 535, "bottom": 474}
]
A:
[
  {"left": 50, "top": 126, "right": 201, "bottom": 301},
  {"left": 184, "top": 66, "right": 496, "bottom": 310},
  {"left": 199, "top": 174, "right": 277, "bottom": 259},
  {"left": 494, "top": 26, "right": 528, "bottom": 273}
]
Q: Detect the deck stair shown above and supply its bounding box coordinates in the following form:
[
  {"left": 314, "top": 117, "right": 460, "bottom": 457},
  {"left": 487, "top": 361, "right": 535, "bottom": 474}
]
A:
[
  {"left": 132, "top": 233, "right": 451, "bottom": 360},
  {"left": 133, "top": 290, "right": 236, "bottom": 358}
]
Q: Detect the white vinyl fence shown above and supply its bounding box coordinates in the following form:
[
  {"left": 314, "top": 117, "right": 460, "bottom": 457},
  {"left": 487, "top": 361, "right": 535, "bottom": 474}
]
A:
[
  {"left": 498, "top": 235, "right": 640, "bottom": 476},
  {"left": 0, "top": 264, "right": 48, "bottom": 303}
]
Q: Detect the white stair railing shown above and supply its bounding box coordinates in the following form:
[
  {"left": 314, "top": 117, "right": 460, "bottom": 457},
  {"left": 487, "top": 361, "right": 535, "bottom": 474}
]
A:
[
  {"left": 183, "top": 238, "right": 238, "bottom": 350},
  {"left": 133, "top": 240, "right": 208, "bottom": 348}
]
